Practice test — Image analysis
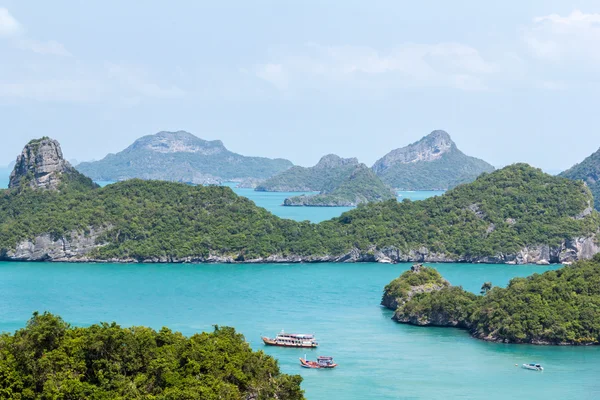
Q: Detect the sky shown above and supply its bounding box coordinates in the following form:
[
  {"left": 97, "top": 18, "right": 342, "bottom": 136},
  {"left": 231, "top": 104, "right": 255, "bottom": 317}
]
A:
[{"left": 1, "top": 1, "right": 599, "bottom": 172}]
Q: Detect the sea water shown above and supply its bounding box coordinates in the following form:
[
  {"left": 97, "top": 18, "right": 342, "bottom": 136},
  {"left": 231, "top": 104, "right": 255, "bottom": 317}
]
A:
[{"left": 0, "top": 261, "right": 598, "bottom": 400}]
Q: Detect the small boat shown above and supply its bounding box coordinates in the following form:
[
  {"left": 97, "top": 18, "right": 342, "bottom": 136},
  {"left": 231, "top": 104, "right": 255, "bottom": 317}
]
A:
[
  {"left": 262, "top": 330, "right": 318, "bottom": 348},
  {"left": 300, "top": 356, "right": 337, "bottom": 369},
  {"left": 522, "top": 363, "right": 543, "bottom": 371}
]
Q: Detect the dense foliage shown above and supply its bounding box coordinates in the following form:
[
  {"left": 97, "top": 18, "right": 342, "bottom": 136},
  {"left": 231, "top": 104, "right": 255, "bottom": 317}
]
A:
[
  {"left": 0, "top": 312, "right": 304, "bottom": 399},
  {"left": 0, "top": 163, "right": 597, "bottom": 262},
  {"left": 256, "top": 154, "right": 359, "bottom": 192},
  {"left": 76, "top": 131, "right": 293, "bottom": 182},
  {"left": 559, "top": 147, "right": 600, "bottom": 210},
  {"left": 284, "top": 165, "right": 395, "bottom": 206},
  {"left": 386, "top": 255, "right": 600, "bottom": 344},
  {"left": 382, "top": 265, "right": 449, "bottom": 307},
  {"left": 374, "top": 147, "right": 495, "bottom": 190}
]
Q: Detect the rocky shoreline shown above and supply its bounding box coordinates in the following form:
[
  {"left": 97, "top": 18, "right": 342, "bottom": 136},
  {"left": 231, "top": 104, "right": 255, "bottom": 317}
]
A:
[{"left": 1, "top": 230, "right": 598, "bottom": 264}]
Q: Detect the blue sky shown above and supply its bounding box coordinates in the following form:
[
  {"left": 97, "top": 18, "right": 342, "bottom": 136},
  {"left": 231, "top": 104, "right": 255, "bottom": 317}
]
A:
[{"left": 1, "top": 1, "right": 599, "bottom": 172}]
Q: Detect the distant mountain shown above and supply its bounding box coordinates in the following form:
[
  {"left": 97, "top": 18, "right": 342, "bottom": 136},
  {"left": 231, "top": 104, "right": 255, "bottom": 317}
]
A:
[
  {"left": 559, "top": 148, "right": 600, "bottom": 210},
  {"left": 76, "top": 131, "right": 293, "bottom": 184},
  {"left": 372, "top": 130, "right": 495, "bottom": 190},
  {"left": 9, "top": 137, "right": 97, "bottom": 192},
  {"left": 256, "top": 154, "right": 360, "bottom": 192},
  {"left": 284, "top": 164, "right": 396, "bottom": 206}
]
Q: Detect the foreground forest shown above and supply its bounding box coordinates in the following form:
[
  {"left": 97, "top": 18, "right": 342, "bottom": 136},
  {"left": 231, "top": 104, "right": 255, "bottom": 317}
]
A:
[
  {"left": 0, "top": 162, "right": 598, "bottom": 263},
  {"left": 0, "top": 313, "right": 304, "bottom": 399}
]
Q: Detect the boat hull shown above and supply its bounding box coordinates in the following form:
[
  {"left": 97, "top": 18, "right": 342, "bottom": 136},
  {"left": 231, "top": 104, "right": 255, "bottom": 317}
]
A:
[
  {"left": 262, "top": 337, "right": 317, "bottom": 348},
  {"left": 299, "top": 358, "right": 337, "bottom": 369}
]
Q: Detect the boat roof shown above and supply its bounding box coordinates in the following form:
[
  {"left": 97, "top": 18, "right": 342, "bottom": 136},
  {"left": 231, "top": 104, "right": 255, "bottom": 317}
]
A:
[
  {"left": 277, "top": 333, "right": 314, "bottom": 338},
  {"left": 318, "top": 356, "right": 333, "bottom": 360}
]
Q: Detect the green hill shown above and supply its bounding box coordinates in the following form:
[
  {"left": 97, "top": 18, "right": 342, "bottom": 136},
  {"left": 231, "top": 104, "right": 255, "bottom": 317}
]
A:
[
  {"left": 256, "top": 154, "right": 359, "bottom": 192},
  {"left": 383, "top": 256, "right": 600, "bottom": 345},
  {"left": 1, "top": 138, "right": 598, "bottom": 263},
  {"left": 372, "top": 130, "right": 495, "bottom": 190},
  {"left": 76, "top": 131, "right": 293, "bottom": 184},
  {"left": 0, "top": 312, "right": 304, "bottom": 399},
  {"left": 560, "top": 148, "right": 600, "bottom": 210},
  {"left": 284, "top": 164, "right": 396, "bottom": 206}
]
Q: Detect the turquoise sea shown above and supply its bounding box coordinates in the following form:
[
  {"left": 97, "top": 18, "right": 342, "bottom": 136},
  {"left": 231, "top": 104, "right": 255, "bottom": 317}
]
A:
[{"left": 0, "top": 261, "right": 598, "bottom": 399}]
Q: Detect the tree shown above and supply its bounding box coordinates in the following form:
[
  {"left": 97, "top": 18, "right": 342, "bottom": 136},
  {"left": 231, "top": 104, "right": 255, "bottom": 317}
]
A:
[{"left": 480, "top": 282, "right": 493, "bottom": 295}]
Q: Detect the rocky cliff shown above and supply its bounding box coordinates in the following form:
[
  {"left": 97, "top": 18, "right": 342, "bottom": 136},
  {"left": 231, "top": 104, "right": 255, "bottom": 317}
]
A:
[
  {"left": 9, "top": 137, "right": 97, "bottom": 191},
  {"left": 76, "top": 131, "right": 293, "bottom": 183},
  {"left": 372, "top": 130, "right": 494, "bottom": 190}
]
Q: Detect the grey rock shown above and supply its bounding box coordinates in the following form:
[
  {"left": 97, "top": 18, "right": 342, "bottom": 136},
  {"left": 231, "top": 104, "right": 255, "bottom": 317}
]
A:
[{"left": 9, "top": 138, "right": 78, "bottom": 190}]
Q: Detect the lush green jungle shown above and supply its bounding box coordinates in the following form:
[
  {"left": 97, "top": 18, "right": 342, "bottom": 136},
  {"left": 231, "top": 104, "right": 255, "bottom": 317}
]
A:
[{"left": 0, "top": 312, "right": 303, "bottom": 399}]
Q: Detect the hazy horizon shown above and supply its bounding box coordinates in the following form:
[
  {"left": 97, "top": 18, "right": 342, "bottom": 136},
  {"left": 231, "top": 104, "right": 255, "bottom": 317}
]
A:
[{"left": 1, "top": 1, "right": 599, "bottom": 170}]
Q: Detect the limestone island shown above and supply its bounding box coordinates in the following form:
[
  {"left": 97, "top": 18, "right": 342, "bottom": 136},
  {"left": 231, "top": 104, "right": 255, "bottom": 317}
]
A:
[{"left": 382, "top": 261, "right": 600, "bottom": 345}]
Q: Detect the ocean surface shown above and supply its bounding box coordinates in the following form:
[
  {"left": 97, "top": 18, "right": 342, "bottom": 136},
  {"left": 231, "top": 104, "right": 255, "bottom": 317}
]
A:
[
  {"left": 0, "top": 169, "right": 444, "bottom": 222},
  {"left": 0, "top": 261, "right": 598, "bottom": 400}
]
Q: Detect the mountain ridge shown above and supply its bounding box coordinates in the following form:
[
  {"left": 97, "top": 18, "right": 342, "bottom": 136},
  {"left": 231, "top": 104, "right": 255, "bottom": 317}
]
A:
[
  {"left": 76, "top": 131, "right": 293, "bottom": 184},
  {"left": 372, "top": 130, "right": 495, "bottom": 190}
]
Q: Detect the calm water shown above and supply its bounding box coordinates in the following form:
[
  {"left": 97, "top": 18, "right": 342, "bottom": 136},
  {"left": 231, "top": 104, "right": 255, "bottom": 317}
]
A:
[{"left": 0, "top": 261, "right": 598, "bottom": 399}]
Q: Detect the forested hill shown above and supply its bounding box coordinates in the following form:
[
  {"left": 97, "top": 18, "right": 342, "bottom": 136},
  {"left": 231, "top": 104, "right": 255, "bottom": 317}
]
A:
[
  {"left": 283, "top": 164, "right": 396, "bottom": 206},
  {"left": 0, "top": 312, "right": 304, "bottom": 399},
  {"left": 1, "top": 156, "right": 598, "bottom": 263},
  {"left": 255, "top": 154, "right": 360, "bottom": 192},
  {"left": 76, "top": 131, "right": 293, "bottom": 184},
  {"left": 372, "top": 130, "right": 495, "bottom": 190},
  {"left": 560, "top": 147, "right": 600, "bottom": 210}
]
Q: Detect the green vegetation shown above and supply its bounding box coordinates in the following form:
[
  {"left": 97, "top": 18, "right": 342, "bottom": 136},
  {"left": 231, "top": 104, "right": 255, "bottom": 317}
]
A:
[
  {"left": 382, "top": 265, "right": 448, "bottom": 308},
  {"left": 385, "top": 255, "right": 600, "bottom": 344},
  {"left": 375, "top": 147, "right": 495, "bottom": 190},
  {"left": 76, "top": 131, "right": 293, "bottom": 183},
  {"left": 560, "top": 147, "right": 600, "bottom": 210},
  {"left": 0, "top": 312, "right": 304, "bottom": 399},
  {"left": 0, "top": 163, "right": 598, "bottom": 262},
  {"left": 256, "top": 154, "right": 359, "bottom": 192},
  {"left": 284, "top": 165, "right": 396, "bottom": 206}
]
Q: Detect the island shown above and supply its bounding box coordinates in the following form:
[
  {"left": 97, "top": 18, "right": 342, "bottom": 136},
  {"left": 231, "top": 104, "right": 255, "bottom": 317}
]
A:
[
  {"left": 0, "top": 137, "right": 598, "bottom": 264},
  {"left": 560, "top": 146, "right": 600, "bottom": 210},
  {"left": 372, "top": 130, "right": 495, "bottom": 190},
  {"left": 0, "top": 312, "right": 304, "bottom": 399},
  {"left": 283, "top": 164, "right": 396, "bottom": 207},
  {"left": 75, "top": 130, "right": 293, "bottom": 184},
  {"left": 256, "top": 154, "right": 360, "bottom": 192},
  {"left": 382, "top": 258, "right": 600, "bottom": 345}
]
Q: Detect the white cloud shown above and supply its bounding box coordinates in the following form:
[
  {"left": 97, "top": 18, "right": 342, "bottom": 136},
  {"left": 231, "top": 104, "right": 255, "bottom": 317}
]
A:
[
  {"left": 0, "top": 8, "right": 20, "bottom": 36},
  {"left": 254, "top": 42, "right": 497, "bottom": 92},
  {"left": 525, "top": 10, "right": 600, "bottom": 64},
  {"left": 15, "top": 38, "right": 72, "bottom": 56},
  {"left": 0, "top": 79, "right": 105, "bottom": 102},
  {"left": 106, "top": 63, "right": 185, "bottom": 99}
]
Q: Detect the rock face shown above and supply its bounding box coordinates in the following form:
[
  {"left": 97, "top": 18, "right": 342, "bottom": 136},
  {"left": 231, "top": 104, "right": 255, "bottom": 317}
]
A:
[
  {"left": 372, "top": 130, "right": 495, "bottom": 190},
  {"left": 76, "top": 131, "right": 293, "bottom": 183},
  {"left": 9, "top": 137, "right": 89, "bottom": 190},
  {"left": 3, "top": 227, "right": 108, "bottom": 261}
]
